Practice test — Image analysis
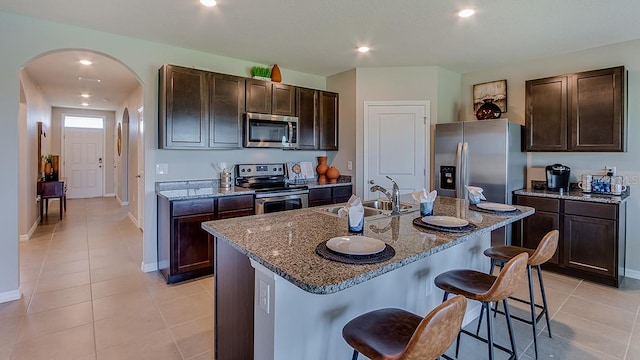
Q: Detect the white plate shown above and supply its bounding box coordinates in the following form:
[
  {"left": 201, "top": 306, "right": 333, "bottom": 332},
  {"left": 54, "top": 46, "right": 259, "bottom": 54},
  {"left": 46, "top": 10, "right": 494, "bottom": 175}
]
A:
[
  {"left": 326, "top": 236, "right": 386, "bottom": 256},
  {"left": 476, "top": 203, "right": 517, "bottom": 212},
  {"left": 421, "top": 216, "right": 469, "bottom": 228}
]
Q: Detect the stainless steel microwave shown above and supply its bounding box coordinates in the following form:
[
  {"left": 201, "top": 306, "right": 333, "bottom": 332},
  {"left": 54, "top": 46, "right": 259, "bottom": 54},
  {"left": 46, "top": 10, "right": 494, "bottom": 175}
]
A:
[{"left": 244, "top": 112, "right": 299, "bottom": 149}]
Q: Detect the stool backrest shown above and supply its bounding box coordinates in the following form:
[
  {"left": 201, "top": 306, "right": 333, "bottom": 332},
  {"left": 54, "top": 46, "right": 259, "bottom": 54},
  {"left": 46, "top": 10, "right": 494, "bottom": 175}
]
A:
[
  {"left": 529, "top": 230, "right": 559, "bottom": 266},
  {"left": 399, "top": 295, "right": 467, "bottom": 360},
  {"left": 479, "top": 252, "right": 529, "bottom": 302}
]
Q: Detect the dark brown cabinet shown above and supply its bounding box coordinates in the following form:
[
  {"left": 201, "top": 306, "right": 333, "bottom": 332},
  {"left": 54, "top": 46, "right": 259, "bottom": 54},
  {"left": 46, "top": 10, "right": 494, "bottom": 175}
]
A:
[
  {"left": 514, "top": 194, "right": 626, "bottom": 287},
  {"left": 157, "top": 194, "right": 255, "bottom": 283},
  {"left": 524, "top": 66, "right": 626, "bottom": 152},
  {"left": 159, "top": 65, "right": 208, "bottom": 149},
  {"left": 297, "top": 88, "right": 339, "bottom": 150},
  {"left": 245, "top": 79, "right": 296, "bottom": 116},
  {"left": 308, "top": 184, "right": 352, "bottom": 207},
  {"left": 159, "top": 65, "right": 244, "bottom": 149}
]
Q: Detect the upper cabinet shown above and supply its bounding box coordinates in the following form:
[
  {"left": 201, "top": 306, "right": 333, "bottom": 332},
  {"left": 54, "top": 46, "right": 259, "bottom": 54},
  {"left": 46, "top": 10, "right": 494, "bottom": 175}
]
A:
[
  {"left": 525, "top": 66, "right": 626, "bottom": 152},
  {"left": 245, "top": 79, "right": 296, "bottom": 116},
  {"left": 159, "top": 65, "right": 244, "bottom": 149},
  {"left": 159, "top": 64, "right": 338, "bottom": 150},
  {"left": 296, "top": 88, "right": 339, "bottom": 150}
]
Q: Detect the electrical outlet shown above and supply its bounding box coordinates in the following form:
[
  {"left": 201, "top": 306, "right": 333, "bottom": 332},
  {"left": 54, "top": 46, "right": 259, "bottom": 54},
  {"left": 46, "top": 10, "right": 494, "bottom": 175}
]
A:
[
  {"left": 259, "top": 280, "right": 270, "bottom": 314},
  {"left": 605, "top": 166, "right": 616, "bottom": 176},
  {"left": 347, "top": 161, "right": 353, "bottom": 171},
  {"left": 156, "top": 163, "right": 169, "bottom": 175}
]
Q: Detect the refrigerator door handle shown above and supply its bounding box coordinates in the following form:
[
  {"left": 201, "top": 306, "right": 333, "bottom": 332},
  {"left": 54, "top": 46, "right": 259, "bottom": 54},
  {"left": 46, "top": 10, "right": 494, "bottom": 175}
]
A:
[
  {"left": 461, "top": 142, "right": 469, "bottom": 200},
  {"left": 455, "top": 142, "right": 463, "bottom": 198}
]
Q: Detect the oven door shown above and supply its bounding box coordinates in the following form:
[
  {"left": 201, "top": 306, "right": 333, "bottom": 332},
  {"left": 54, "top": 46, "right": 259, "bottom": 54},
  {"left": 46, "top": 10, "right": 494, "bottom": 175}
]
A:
[{"left": 255, "top": 191, "right": 309, "bottom": 214}]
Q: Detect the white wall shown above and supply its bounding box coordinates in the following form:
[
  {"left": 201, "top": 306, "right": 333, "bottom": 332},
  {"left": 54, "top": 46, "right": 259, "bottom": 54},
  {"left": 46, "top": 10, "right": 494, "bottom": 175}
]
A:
[
  {"left": 460, "top": 38, "right": 640, "bottom": 275},
  {"left": 327, "top": 69, "right": 356, "bottom": 180},
  {"left": 18, "top": 71, "right": 51, "bottom": 239},
  {"left": 0, "top": 10, "right": 329, "bottom": 297}
]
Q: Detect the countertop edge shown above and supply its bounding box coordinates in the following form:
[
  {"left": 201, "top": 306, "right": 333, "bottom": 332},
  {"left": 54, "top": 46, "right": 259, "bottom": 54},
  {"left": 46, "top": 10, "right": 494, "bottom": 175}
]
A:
[{"left": 514, "top": 188, "right": 629, "bottom": 204}]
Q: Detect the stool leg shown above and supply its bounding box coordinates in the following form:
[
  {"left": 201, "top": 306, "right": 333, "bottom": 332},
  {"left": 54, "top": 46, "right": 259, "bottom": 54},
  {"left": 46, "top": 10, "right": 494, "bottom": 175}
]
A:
[
  {"left": 59, "top": 197, "right": 63, "bottom": 220},
  {"left": 537, "top": 265, "right": 552, "bottom": 338},
  {"left": 442, "top": 291, "right": 450, "bottom": 302},
  {"left": 503, "top": 299, "right": 518, "bottom": 360},
  {"left": 351, "top": 350, "right": 359, "bottom": 360},
  {"left": 493, "top": 262, "right": 504, "bottom": 318},
  {"left": 527, "top": 265, "right": 538, "bottom": 359},
  {"left": 485, "top": 301, "right": 495, "bottom": 360}
]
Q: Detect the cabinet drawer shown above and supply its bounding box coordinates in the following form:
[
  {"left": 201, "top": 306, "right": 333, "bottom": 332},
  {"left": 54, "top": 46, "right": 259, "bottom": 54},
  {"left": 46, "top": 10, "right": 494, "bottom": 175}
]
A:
[
  {"left": 309, "top": 188, "right": 332, "bottom": 201},
  {"left": 172, "top": 198, "right": 215, "bottom": 217},
  {"left": 515, "top": 195, "right": 560, "bottom": 213},
  {"left": 564, "top": 200, "right": 617, "bottom": 220},
  {"left": 332, "top": 185, "right": 352, "bottom": 199},
  {"left": 218, "top": 194, "right": 254, "bottom": 212}
]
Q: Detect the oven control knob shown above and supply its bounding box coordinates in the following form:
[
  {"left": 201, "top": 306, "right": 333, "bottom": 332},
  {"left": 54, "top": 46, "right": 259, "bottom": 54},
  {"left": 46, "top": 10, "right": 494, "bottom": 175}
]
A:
[
  {"left": 241, "top": 169, "right": 245, "bottom": 172},
  {"left": 247, "top": 169, "right": 251, "bottom": 172},
  {"left": 278, "top": 167, "right": 282, "bottom": 171}
]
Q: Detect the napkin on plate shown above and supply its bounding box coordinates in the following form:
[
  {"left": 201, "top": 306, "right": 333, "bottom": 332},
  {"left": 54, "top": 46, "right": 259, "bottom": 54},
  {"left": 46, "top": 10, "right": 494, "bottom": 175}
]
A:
[
  {"left": 412, "top": 189, "right": 437, "bottom": 203},
  {"left": 338, "top": 195, "right": 364, "bottom": 228}
]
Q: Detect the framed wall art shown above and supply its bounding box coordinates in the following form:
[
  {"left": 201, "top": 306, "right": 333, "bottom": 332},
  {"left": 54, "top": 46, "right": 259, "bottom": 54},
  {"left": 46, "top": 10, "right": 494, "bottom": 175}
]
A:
[{"left": 473, "top": 79, "right": 507, "bottom": 113}]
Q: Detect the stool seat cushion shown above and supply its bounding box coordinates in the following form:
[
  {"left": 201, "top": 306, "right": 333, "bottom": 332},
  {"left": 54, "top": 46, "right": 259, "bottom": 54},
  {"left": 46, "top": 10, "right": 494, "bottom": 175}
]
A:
[
  {"left": 484, "top": 246, "right": 535, "bottom": 264},
  {"left": 342, "top": 308, "right": 421, "bottom": 359},
  {"left": 434, "top": 269, "right": 497, "bottom": 302}
]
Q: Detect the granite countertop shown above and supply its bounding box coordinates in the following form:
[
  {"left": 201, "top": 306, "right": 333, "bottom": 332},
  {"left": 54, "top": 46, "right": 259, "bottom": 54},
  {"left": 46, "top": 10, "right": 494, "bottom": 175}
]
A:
[
  {"left": 202, "top": 197, "right": 534, "bottom": 295},
  {"left": 156, "top": 177, "right": 353, "bottom": 200},
  {"left": 514, "top": 188, "right": 630, "bottom": 204}
]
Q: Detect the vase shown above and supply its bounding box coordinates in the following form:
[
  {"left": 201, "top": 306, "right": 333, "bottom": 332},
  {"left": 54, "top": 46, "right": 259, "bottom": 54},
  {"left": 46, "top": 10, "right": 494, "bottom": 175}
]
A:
[
  {"left": 271, "top": 64, "right": 282, "bottom": 83},
  {"left": 316, "top": 156, "right": 328, "bottom": 183},
  {"left": 476, "top": 98, "right": 502, "bottom": 120},
  {"left": 326, "top": 166, "right": 340, "bottom": 183}
]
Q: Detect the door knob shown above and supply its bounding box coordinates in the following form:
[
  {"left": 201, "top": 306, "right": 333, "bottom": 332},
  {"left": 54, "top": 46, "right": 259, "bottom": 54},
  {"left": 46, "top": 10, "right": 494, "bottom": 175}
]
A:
[
  {"left": 369, "top": 180, "right": 375, "bottom": 184},
  {"left": 135, "top": 174, "right": 141, "bottom": 178}
]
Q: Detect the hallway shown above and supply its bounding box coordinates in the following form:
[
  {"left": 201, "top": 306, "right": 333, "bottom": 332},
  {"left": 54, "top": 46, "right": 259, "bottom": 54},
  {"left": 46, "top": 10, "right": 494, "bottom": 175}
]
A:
[{"left": 1, "top": 197, "right": 213, "bottom": 360}]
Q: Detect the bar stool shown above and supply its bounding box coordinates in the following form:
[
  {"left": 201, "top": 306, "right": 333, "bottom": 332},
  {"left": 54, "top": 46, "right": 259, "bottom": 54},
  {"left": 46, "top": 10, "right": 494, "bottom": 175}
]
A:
[
  {"left": 435, "top": 252, "right": 529, "bottom": 360},
  {"left": 342, "top": 294, "right": 467, "bottom": 360},
  {"left": 481, "top": 230, "right": 559, "bottom": 359}
]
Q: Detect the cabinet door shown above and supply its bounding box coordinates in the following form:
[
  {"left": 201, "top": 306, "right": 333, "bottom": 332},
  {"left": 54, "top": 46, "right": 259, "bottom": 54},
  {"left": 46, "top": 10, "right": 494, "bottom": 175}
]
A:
[
  {"left": 245, "top": 79, "right": 272, "bottom": 114},
  {"left": 296, "top": 88, "right": 318, "bottom": 149},
  {"left": 272, "top": 83, "right": 296, "bottom": 116},
  {"left": 525, "top": 76, "right": 568, "bottom": 151},
  {"left": 172, "top": 213, "right": 215, "bottom": 275},
  {"left": 319, "top": 91, "right": 339, "bottom": 150},
  {"left": 564, "top": 215, "right": 616, "bottom": 276},
  {"left": 569, "top": 66, "right": 625, "bottom": 152},
  {"left": 519, "top": 211, "right": 561, "bottom": 264},
  {"left": 308, "top": 188, "right": 332, "bottom": 207},
  {"left": 210, "top": 73, "right": 244, "bottom": 149},
  {"left": 332, "top": 185, "right": 353, "bottom": 204},
  {"left": 160, "top": 65, "right": 208, "bottom": 149},
  {"left": 217, "top": 194, "right": 255, "bottom": 219}
]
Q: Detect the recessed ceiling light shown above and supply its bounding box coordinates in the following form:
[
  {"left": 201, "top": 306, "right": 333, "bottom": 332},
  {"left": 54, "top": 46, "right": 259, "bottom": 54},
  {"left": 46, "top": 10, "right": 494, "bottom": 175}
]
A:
[
  {"left": 357, "top": 46, "right": 370, "bottom": 53},
  {"left": 81, "top": 93, "right": 90, "bottom": 98},
  {"left": 458, "top": 9, "right": 475, "bottom": 17},
  {"left": 200, "top": 0, "right": 217, "bottom": 7},
  {"left": 78, "top": 77, "right": 101, "bottom": 83},
  {"left": 79, "top": 60, "right": 92, "bottom": 65},
  {"left": 81, "top": 102, "right": 89, "bottom": 107}
]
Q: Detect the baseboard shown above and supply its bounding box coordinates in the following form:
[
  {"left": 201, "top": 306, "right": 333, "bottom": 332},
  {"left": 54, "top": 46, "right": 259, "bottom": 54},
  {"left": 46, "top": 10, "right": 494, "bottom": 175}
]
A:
[
  {"left": 128, "top": 212, "right": 139, "bottom": 228},
  {"left": 0, "top": 287, "right": 21, "bottom": 304},
  {"left": 625, "top": 268, "right": 640, "bottom": 280},
  {"left": 19, "top": 218, "right": 40, "bottom": 241},
  {"left": 104, "top": 192, "right": 115, "bottom": 197},
  {"left": 141, "top": 261, "right": 158, "bottom": 273}
]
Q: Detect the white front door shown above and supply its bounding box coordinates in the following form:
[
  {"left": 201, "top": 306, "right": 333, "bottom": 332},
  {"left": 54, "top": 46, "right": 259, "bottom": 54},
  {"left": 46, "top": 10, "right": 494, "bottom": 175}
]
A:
[
  {"left": 64, "top": 128, "right": 104, "bottom": 199},
  {"left": 364, "top": 101, "right": 429, "bottom": 201}
]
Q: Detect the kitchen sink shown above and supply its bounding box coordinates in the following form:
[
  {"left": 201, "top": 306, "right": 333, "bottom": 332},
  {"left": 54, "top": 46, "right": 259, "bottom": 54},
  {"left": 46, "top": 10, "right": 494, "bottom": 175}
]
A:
[
  {"left": 360, "top": 200, "right": 418, "bottom": 212},
  {"left": 317, "top": 206, "right": 384, "bottom": 217}
]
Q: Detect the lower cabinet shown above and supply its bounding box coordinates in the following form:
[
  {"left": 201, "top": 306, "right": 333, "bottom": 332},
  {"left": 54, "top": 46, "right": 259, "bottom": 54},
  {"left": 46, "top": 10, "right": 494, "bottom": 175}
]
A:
[
  {"left": 514, "top": 195, "right": 625, "bottom": 287},
  {"left": 158, "top": 194, "right": 255, "bottom": 283},
  {"left": 308, "top": 184, "right": 352, "bottom": 207}
]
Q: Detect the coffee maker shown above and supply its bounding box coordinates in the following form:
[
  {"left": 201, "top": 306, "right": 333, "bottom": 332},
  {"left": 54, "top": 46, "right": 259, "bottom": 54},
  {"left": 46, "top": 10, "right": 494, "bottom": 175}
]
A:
[{"left": 545, "top": 164, "right": 571, "bottom": 191}]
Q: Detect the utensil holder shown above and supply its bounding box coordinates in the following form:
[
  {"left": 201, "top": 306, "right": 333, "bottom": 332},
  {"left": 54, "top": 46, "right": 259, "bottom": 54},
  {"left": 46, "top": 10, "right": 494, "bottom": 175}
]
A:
[{"left": 220, "top": 172, "right": 232, "bottom": 190}]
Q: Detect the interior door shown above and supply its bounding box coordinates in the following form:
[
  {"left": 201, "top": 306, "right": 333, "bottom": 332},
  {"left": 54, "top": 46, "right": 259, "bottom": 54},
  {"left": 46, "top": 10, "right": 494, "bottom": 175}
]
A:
[
  {"left": 64, "top": 128, "right": 104, "bottom": 199},
  {"left": 364, "top": 102, "right": 429, "bottom": 201}
]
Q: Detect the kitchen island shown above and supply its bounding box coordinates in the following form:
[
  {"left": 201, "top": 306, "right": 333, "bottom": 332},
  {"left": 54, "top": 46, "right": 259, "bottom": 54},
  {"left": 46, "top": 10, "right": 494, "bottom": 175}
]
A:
[{"left": 202, "top": 197, "right": 534, "bottom": 360}]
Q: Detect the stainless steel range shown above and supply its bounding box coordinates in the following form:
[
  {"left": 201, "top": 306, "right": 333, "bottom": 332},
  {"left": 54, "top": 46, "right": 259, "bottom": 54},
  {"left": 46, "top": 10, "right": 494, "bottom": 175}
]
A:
[{"left": 236, "top": 163, "right": 309, "bottom": 214}]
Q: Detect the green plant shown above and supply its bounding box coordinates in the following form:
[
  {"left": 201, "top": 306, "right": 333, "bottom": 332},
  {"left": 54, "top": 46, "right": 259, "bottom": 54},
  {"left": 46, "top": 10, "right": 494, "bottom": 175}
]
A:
[{"left": 251, "top": 66, "right": 271, "bottom": 78}]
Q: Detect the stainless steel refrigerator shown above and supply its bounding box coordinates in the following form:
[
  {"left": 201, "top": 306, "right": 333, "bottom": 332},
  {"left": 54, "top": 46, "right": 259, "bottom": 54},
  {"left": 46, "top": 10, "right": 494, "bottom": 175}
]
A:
[{"left": 434, "top": 119, "right": 526, "bottom": 245}]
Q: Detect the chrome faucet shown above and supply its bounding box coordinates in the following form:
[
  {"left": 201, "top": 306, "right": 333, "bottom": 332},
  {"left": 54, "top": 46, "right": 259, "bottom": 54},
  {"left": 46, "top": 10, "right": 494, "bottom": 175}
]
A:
[{"left": 369, "top": 176, "right": 401, "bottom": 215}]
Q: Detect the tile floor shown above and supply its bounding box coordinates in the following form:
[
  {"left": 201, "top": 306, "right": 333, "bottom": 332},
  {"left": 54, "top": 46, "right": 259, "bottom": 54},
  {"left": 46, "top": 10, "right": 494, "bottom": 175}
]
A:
[{"left": 1, "top": 197, "right": 639, "bottom": 359}]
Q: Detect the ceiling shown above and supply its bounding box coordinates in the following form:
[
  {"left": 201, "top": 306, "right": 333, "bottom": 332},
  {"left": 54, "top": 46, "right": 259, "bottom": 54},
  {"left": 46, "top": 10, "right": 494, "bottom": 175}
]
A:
[{"left": 6, "top": 0, "right": 640, "bottom": 110}]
